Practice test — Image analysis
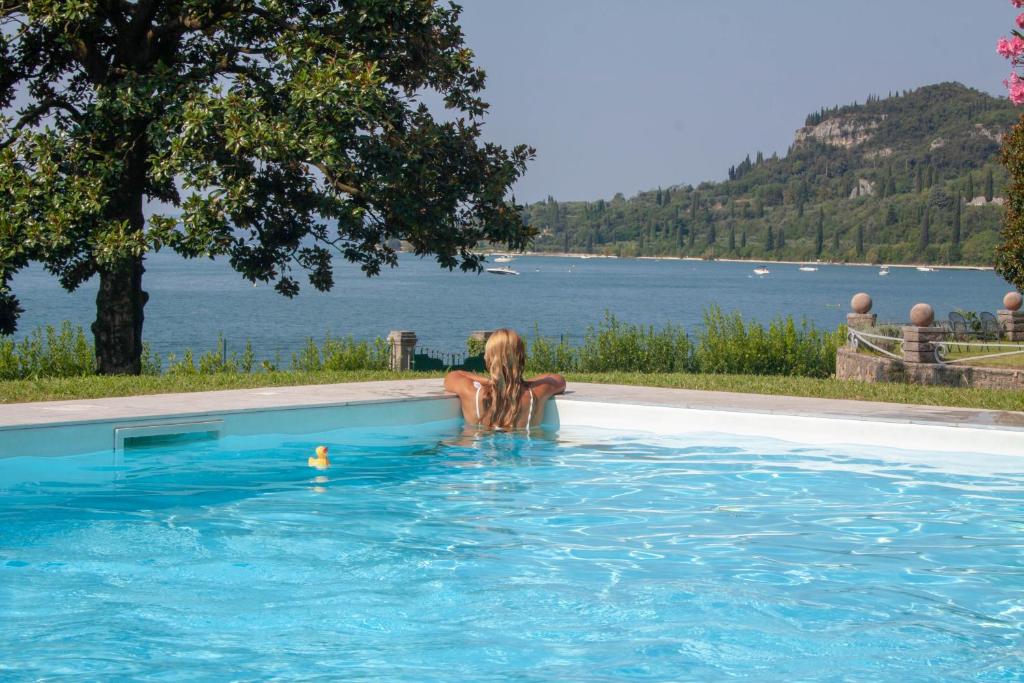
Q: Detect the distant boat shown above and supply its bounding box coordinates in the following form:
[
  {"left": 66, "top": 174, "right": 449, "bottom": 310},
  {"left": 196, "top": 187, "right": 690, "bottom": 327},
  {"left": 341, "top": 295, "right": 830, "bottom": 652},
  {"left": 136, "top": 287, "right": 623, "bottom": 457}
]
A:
[
  {"left": 798, "top": 265, "right": 818, "bottom": 272},
  {"left": 486, "top": 266, "right": 519, "bottom": 276},
  {"left": 753, "top": 266, "right": 770, "bottom": 276},
  {"left": 879, "top": 266, "right": 890, "bottom": 276},
  {"left": 916, "top": 266, "right": 937, "bottom": 272},
  {"left": 493, "top": 255, "right": 514, "bottom": 263}
]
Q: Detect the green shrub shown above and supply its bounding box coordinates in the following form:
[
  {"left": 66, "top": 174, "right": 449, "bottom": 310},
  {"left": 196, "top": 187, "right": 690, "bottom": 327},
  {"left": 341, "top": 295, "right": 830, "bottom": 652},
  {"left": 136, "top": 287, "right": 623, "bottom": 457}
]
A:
[
  {"left": 693, "top": 307, "right": 842, "bottom": 378},
  {"left": 466, "top": 336, "right": 486, "bottom": 357},
  {"left": 526, "top": 325, "right": 578, "bottom": 373},
  {"left": 576, "top": 313, "right": 693, "bottom": 373},
  {"left": 140, "top": 343, "right": 163, "bottom": 375},
  {"left": 0, "top": 322, "right": 95, "bottom": 380},
  {"left": 291, "top": 334, "right": 388, "bottom": 372},
  {"left": 526, "top": 309, "right": 840, "bottom": 378}
]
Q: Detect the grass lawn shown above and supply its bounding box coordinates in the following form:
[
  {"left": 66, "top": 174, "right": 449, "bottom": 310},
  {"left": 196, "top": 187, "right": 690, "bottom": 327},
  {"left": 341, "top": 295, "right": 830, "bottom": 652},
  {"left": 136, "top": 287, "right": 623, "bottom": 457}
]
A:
[
  {"left": 940, "top": 343, "right": 1024, "bottom": 368},
  {"left": 1, "top": 370, "right": 1022, "bottom": 412}
]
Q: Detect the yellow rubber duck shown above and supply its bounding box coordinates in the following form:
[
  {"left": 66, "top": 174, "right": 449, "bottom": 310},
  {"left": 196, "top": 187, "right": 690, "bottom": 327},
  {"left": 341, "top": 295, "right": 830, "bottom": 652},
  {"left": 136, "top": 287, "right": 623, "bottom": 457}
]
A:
[{"left": 308, "top": 445, "right": 330, "bottom": 470}]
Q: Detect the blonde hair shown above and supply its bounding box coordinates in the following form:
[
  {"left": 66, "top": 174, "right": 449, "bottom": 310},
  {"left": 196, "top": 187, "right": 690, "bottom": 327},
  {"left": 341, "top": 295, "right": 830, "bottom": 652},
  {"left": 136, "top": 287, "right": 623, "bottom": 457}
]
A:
[{"left": 480, "top": 328, "right": 527, "bottom": 430}]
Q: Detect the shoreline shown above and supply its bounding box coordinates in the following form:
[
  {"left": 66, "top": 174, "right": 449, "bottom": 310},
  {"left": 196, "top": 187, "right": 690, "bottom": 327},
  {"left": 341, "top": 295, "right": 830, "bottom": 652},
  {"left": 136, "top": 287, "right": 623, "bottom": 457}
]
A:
[{"left": 510, "top": 251, "right": 994, "bottom": 271}]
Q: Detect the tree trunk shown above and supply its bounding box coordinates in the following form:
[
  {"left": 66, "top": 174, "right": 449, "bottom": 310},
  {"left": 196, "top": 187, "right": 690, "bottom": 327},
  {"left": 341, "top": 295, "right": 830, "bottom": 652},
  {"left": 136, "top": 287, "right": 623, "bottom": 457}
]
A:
[
  {"left": 93, "top": 256, "right": 149, "bottom": 375},
  {"left": 92, "top": 120, "right": 150, "bottom": 375}
]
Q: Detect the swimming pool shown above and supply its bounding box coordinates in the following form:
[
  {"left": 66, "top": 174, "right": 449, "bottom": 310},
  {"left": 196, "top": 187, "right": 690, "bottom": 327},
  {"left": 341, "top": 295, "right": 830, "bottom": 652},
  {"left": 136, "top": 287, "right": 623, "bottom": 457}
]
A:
[{"left": 2, "top": 415, "right": 1021, "bottom": 681}]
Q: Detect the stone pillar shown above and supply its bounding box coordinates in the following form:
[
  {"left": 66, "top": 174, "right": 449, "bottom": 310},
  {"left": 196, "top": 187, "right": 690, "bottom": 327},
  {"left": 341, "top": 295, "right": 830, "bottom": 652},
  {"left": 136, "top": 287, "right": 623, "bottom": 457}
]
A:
[
  {"left": 998, "top": 291, "right": 1024, "bottom": 341},
  {"left": 469, "top": 330, "right": 493, "bottom": 347},
  {"left": 387, "top": 330, "right": 417, "bottom": 371},
  {"left": 846, "top": 292, "right": 877, "bottom": 330},
  {"left": 998, "top": 312, "right": 1024, "bottom": 341},
  {"left": 902, "top": 303, "right": 942, "bottom": 364}
]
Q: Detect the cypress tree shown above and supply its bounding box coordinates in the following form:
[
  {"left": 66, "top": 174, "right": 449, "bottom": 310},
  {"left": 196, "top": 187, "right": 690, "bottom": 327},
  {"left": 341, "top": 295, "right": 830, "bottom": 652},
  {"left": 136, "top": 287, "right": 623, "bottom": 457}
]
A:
[
  {"left": 690, "top": 193, "right": 699, "bottom": 221},
  {"left": 966, "top": 172, "right": 975, "bottom": 200},
  {"left": 915, "top": 166, "right": 923, "bottom": 193},
  {"left": 687, "top": 225, "right": 695, "bottom": 249},
  {"left": 985, "top": 167, "right": 994, "bottom": 202},
  {"left": 765, "top": 226, "right": 775, "bottom": 251},
  {"left": 832, "top": 228, "right": 840, "bottom": 253},
  {"left": 656, "top": 187, "right": 663, "bottom": 206},
  {"left": 919, "top": 206, "right": 930, "bottom": 252},
  {"left": 741, "top": 229, "right": 747, "bottom": 248},
  {"left": 707, "top": 222, "right": 716, "bottom": 245},
  {"left": 856, "top": 224, "right": 864, "bottom": 256},
  {"left": 952, "top": 193, "right": 962, "bottom": 246},
  {"left": 778, "top": 228, "right": 786, "bottom": 250},
  {"left": 728, "top": 225, "right": 736, "bottom": 250},
  {"left": 926, "top": 166, "right": 934, "bottom": 189},
  {"left": 886, "top": 203, "right": 898, "bottom": 226},
  {"left": 815, "top": 208, "right": 824, "bottom": 256}
]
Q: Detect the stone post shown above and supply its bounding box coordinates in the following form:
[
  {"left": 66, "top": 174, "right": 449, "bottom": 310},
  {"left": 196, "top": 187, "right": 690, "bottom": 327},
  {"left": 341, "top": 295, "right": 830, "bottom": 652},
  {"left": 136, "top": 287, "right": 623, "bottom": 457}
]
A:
[
  {"left": 469, "top": 330, "right": 493, "bottom": 348},
  {"left": 387, "top": 330, "right": 417, "bottom": 371},
  {"left": 846, "top": 292, "right": 877, "bottom": 330},
  {"left": 902, "top": 303, "right": 943, "bottom": 364},
  {"left": 997, "top": 291, "right": 1024, "bottom": 342}
]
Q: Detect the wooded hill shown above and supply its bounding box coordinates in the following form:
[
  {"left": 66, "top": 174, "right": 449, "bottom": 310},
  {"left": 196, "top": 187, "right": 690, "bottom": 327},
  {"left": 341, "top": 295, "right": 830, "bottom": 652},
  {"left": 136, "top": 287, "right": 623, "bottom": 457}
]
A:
[{"left": 521, "top": 83, "right": 1020, "bottom": 265}]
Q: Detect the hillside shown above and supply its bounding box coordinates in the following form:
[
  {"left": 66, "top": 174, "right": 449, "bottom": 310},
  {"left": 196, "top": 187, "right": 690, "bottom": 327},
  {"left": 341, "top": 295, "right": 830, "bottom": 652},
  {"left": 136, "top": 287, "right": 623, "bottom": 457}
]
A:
[{"left": 521, "top": 82, "right": 1020, "bottom": 265}]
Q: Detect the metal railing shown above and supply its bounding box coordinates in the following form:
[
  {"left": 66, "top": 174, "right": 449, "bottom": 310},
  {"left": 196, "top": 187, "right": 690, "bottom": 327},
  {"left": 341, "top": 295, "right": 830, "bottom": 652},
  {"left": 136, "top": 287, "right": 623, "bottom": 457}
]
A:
[
  {"left": 848, "top": 327, "right": 1024, "bottom": 365},
  {"left": 847, "top": 328, "right": 904, "bottom": 360}
]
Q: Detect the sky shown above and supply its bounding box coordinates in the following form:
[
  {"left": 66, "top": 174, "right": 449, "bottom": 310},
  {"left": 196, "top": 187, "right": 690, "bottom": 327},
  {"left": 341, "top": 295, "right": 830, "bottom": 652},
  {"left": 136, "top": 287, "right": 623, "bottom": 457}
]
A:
[{"left": 451, "top": 0, "right": 1017, "bottom": 204}]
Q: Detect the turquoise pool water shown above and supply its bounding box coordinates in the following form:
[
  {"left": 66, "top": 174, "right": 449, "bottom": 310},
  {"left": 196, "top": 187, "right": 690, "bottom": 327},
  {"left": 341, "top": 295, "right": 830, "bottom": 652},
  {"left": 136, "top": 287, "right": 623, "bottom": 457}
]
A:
[{"left": 1, "top": 420, "right": 1022, "bottom": 681}]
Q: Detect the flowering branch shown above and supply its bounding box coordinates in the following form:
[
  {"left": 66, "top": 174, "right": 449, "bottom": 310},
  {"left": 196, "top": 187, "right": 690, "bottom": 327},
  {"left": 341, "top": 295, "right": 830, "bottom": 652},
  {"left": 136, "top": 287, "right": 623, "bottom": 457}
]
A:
[{"left": 1000, "top": 0, "right": 1024, "bottom": 103}]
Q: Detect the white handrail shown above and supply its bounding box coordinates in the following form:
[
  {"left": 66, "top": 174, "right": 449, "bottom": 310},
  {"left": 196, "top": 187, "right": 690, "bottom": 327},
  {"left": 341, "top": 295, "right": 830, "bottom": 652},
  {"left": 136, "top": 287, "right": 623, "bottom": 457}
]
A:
[{"left": 847, "top": 328, "right": 902, "bottom": 360}]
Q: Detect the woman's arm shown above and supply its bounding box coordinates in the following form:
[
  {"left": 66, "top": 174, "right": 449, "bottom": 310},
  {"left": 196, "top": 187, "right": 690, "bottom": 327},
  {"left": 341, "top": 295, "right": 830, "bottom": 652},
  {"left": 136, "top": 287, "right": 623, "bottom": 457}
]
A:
[
  {"left": 527, "top": 373, "right": 566, "bottom": 399},
  {"left": 444, "top": 369, "right": 491, "bottom": 395}
]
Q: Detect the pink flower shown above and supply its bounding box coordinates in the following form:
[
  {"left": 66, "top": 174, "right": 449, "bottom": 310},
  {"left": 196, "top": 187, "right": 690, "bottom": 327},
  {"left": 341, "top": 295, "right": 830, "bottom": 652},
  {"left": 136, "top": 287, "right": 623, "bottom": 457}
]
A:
[
  {"left": 999, "top": 36, "right": 1024, "bottom": 59},
  {"left": 1018, "top": 12, "right": 1024, "bottom": 28},
  {"left": 1005, "top": 72, "right": 1024, "bottom": 105},
  {"left": 999, "top": 36, "right": 1014, "bottom": 57},
  {"left": 1012, "top": 36, "right": 1024, "bottom": 59},
  {"left": 1014, "top": 0, "right": 1024, "bottom": 8}
]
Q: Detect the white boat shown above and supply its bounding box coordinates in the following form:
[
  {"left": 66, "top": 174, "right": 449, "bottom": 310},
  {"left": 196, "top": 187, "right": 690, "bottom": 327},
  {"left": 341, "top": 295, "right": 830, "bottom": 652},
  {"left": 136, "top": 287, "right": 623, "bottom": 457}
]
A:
[
  {"left": 879, "top": 266, "right": 890, "bottom": 276},
  {"left": 798, "top": 265, "right": 818, "bottom": 272},
  {"left": 493, "top": 255, "right": 514, "bottom": 263},
  {"left": 916, "top": 266, "right": 937, "bottom": 272},
  {"left": 753, "top": 266, "right": 770, "bottom": 276},
  {"left": 486, "top": 266, "right": 519, "bottom": 276}
]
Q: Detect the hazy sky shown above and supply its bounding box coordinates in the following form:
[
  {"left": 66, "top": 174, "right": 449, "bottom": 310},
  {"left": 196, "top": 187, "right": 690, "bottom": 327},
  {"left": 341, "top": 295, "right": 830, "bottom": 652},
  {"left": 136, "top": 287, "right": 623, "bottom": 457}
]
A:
[{"left": 453, "top": 1, "right": 1016, "bottom": 204}]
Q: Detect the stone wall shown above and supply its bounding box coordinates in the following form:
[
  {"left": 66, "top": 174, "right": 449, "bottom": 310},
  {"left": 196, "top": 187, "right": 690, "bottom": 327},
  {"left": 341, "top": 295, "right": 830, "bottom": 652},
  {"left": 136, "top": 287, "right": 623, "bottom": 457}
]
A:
[{"left": 836, "top": 347, "right": 1024, "bottom": 390}]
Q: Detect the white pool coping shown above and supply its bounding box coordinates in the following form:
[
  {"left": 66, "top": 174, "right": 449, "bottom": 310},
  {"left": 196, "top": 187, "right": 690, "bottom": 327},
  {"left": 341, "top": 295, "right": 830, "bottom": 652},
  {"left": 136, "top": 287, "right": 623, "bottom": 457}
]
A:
[{"left": 1, "top": 379, "right": 1023, "bottom": 458}]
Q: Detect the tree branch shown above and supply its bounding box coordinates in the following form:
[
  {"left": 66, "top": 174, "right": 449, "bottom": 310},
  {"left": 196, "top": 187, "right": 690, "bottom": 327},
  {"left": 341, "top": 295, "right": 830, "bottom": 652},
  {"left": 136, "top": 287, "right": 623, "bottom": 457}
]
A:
[
  {"left": 309, "top": 161, "right": 360, "bottom": 197},
  {"left": 0, "top": 96, "right": 84, "bottom": 148}
]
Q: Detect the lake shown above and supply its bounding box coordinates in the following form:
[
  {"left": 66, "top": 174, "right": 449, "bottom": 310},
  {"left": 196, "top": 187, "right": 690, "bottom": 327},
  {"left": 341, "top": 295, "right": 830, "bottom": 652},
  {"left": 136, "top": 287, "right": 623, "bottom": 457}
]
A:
[{"left": 7, "top": 253, "right": 1015, "bottom": 361}]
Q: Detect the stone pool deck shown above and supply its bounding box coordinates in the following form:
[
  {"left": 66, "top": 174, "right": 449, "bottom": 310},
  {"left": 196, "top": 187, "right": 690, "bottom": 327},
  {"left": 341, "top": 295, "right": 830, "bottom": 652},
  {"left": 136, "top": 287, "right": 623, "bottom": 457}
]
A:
[{"left": 2, "top": 379, "right": 1022, "bottom": 432}]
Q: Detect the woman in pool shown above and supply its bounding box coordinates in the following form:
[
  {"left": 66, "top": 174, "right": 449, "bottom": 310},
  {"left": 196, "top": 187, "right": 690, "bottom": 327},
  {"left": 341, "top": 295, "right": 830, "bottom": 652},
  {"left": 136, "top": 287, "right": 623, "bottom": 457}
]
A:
[{"left": 444, "top": 328, "right": 566, "bottom": 431}]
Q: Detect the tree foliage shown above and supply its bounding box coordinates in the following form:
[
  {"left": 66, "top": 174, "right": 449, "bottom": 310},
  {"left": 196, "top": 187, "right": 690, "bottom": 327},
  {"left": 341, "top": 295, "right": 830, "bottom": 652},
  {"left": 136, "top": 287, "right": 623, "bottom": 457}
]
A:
[
  {"left": 998, "top": 114, "right": 1024, "bottom": 290},
  {"left": 0, "top": 0, "right": 533, "bottom": 372}
]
